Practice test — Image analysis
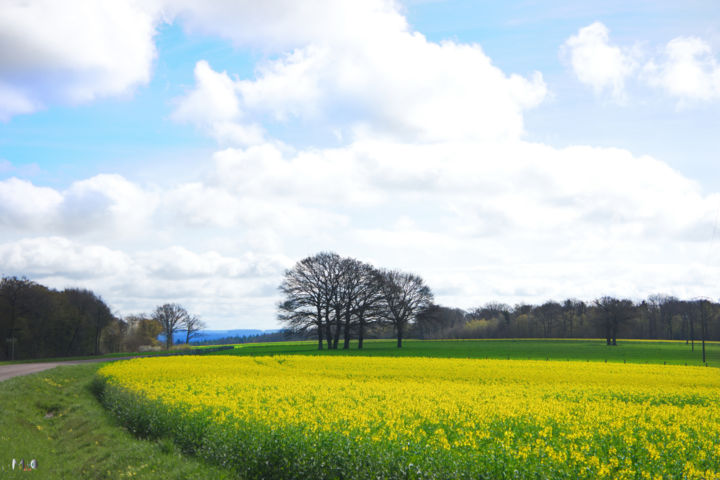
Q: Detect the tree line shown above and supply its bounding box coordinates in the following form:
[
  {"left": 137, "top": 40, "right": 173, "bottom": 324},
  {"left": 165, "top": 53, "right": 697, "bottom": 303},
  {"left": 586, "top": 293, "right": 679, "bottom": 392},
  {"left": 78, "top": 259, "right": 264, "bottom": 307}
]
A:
[
  {"left": 279, "top": 254, "right": 718, "bottom": 360},
  {"left": 411, "top": 295, "right": 718, "bottom": 362},
  {"left": 0, "top": 276, "right": 204, "bottom": 361},
  {"left": 278, "top": 252, "right": 433, "bottom": 348}
]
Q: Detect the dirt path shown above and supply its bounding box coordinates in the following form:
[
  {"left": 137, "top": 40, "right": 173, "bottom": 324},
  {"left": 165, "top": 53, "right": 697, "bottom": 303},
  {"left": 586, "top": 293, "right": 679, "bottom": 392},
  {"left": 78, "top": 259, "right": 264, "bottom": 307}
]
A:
[{"left": 0, "top": 357, "right": 135, "bottom": 382}]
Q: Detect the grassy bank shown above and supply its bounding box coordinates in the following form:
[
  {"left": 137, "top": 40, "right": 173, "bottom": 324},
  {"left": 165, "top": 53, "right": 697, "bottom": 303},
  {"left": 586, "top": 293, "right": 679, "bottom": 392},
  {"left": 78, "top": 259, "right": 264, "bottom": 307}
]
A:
[
  {"left": 208, "top": 338, "right": 719, "bottom": 367},
  {"left": 0, "top": 363, "right": 233, "bottom": 478}
]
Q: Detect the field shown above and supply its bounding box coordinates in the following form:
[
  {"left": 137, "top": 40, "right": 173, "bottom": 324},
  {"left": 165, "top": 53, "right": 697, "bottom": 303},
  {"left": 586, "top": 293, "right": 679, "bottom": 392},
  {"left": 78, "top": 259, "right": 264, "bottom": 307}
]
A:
[
  {"left": 97, "top": 348, "right": 720, "bottom": 479},
  {"left": 207, "top": 338, "right": 719, "bottom": 367}
]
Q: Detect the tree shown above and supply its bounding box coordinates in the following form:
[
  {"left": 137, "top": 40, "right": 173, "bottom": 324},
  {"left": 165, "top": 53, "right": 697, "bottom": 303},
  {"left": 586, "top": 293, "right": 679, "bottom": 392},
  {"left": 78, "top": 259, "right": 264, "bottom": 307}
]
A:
[
  {"left": 0, "top": 277, "right": 34, "bottom": 360},
  {"left": 100, "top": 317, "right": 128, "bottom": 353},
  {"left": 561, "top": 299, "right": 585, "bottom": 338},
  {"left": 278, "top": 252, "right": 342, "bottom": 350},
  {"left": 594, "top": 297, "right": 636, "bottom": 346},
  {"left": 351, "top": 262, "right": 384, "bottom": 349},
  {"left": 124, "top": 315, "right": 163, "bottom": 351},
  {"left": 534, "top": 301, "right": 562, "bottom": 338},
  {"left": 182, "top": 315, "right": 206, "bottom": 344},
  {"left": 63, "top": 288, "right": 114, "bottom": 356},
  {"left": 153, "top": 303, "right": 189, "bottom": 349},
  {"left": 694, "top": 299, "right": 715, "bottom": 364},
  {"left": 378, "top": 269, "right": 433, "bottom": 348}
]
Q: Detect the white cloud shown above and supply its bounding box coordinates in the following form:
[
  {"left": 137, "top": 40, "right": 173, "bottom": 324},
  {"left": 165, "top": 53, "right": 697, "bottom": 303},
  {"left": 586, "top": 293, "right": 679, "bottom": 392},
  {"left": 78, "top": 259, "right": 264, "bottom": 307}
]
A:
[
  {"left": 171, "top": 60, "right": 265, "bottom": 146},
  {"left": 562, "top": 22, "right": 636, "bottom": 100},
  {"left": 644, "top": 37, "right": 720, "bottom": 102},
  {"left": 0, "top": 174, "right": 157, "bottom": 236},
  {"left": 0, "top": 178, "right": 62, "bottom": 229},
  {"left": 171, "top": 2, "right": 547, "bottom": 144},
  {"left": 165, "top": 0, "right": 409, "bottom": 52},
  {"left": 140, "top": 246, "right": 289, "bottom": 279},
  {"left": 564, "top": 22, "right": 720, "bottom": 104},
  {"left": 0, "top": 0, "right": 159, "bottom": 119},
  {"left": 0, "top": 237, "right": 134, "bottom": 279}
]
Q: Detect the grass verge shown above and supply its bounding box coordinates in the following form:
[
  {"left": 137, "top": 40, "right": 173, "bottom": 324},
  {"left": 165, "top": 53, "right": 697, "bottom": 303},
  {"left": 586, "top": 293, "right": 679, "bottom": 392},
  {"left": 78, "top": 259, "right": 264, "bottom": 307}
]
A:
[{"left": 0, "top": 363, "right": 234, "bottom": 479}]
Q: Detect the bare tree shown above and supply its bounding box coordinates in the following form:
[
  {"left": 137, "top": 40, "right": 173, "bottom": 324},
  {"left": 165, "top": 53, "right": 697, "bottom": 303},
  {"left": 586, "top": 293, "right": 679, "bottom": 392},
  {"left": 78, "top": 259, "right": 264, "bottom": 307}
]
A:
[
  {"left": 353, "top": 264, "right": 385, "bottom": 349},
  {"left": 534, "top": 301, "right": 562, "bottom": 338},
  {"left": 379, "top": 269, "right": 434, "bottom": 348},
  {"left": 278, "top": 252, "right": 342, "bottom": 349},
  {"left": 594, "top": 297, "right": 636, "bottom": 346},
  {"left": 694, "top": 299, "right": 715, "bottom": 364},
  {"left": 153, "top": 303, "right": 189, "bottom": 349},
  {"left": 182, "top": 314, "right": 206, "bottom": 344}
]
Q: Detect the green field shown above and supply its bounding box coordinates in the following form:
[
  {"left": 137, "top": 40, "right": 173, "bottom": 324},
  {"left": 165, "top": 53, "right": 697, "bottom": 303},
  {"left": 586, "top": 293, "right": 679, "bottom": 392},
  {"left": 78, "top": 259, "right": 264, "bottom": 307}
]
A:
[{"left": 208, "top": 338, "right": 719, "bottom": 367}]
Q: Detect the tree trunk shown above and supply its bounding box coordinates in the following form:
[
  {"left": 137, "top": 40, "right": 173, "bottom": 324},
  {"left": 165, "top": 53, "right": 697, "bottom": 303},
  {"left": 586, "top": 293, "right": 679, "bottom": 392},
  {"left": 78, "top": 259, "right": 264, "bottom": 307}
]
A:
[
  {"left": 397, "top": 323, "right": 403, "bottom": 348},
  {"left": 700, "top": 308, "right": 707, "bottom": 364},
  {"left": 690, "top": 313, "right": 695, "bottom": 351},
  {"left": 324, "top": 308, "right": 333, "bottom": 350},
  {"left": 317, "top": 308, "right": 323, "bottom": 350},
  {"left": 358, "top": 315, "right": 365, "bottom": 349},
  {"left": 342, "top": 309, "right": 352, "bottom": 349},
  {"left": 332, "top": 308, "right": 342, "bottom": 349}
]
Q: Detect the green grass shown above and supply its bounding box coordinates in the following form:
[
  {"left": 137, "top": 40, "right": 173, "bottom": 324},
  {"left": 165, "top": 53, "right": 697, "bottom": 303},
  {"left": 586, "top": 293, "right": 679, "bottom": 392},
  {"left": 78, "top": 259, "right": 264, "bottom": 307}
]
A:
[
  {"left": 209, "top": 338, "right": 719, "bottom": 367},
  {"left": 0, "top": 363, "right": 234, "bottom": 479}
]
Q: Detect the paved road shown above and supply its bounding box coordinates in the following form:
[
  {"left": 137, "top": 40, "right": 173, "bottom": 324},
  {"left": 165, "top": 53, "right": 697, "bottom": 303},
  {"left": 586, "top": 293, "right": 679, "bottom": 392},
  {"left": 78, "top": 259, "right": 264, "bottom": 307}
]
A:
[{"left": 0, "top": 357, "right": 135, "bottom": 382}]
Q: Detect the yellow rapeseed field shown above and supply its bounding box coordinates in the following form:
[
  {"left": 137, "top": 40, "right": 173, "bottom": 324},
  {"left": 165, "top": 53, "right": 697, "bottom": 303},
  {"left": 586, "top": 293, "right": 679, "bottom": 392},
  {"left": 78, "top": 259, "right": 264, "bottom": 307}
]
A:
[{"left": 98, "top": 356, "right": 720, "bottom": 479}]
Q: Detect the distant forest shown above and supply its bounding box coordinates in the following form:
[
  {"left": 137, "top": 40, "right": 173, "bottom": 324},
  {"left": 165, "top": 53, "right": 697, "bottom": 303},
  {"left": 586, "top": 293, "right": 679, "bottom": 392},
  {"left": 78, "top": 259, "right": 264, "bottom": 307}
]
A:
[{"left": 2, "top": 263, "right": 719, "bottom": 361}]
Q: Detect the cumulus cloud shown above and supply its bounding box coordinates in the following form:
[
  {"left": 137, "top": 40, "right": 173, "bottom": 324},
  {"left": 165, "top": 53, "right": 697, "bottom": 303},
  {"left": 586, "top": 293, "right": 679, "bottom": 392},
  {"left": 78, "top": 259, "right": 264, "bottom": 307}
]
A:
[
  {"left": 139, "top": 246, "right": 289, "bottom": 279},
  {"left": 171, "top": 2, "right": 547, "bottom": 144},
  {"left": 0, "top": 237, "right": 134, "bottom": 279},
  {"left": 171, "top": 60, "right": 265, "bottom": 145},
  {"left": 562, "top": 22, "right": 636, "bottom": 99},
  {"left": 0, "top": 0, "right": 159, "bottom": 120},
  {"left": 643, "top": 37, "right": 720, "bottom": 102},
  {"left": 564, "top": 22, "right": 720, "bottom": 104},
  {"left": 0, "top": 174, "right": 157, "bottom": 235}
]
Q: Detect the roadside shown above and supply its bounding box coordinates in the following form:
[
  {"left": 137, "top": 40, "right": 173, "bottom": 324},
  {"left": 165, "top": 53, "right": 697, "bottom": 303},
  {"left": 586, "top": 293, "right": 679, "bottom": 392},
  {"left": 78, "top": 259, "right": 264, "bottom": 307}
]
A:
[
  {"left": 0, "top": 357, "right": 135, "bottom": 382},
  {"left": 0, "top": 363, "right": 234, "bottom": 478}
]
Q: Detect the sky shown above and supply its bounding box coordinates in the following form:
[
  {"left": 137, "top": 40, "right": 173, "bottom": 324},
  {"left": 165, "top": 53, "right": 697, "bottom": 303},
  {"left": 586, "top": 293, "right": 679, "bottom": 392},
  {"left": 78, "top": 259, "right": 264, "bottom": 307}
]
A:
[{"left": 1, "top": 0, "right": 719, "bottom": 329}]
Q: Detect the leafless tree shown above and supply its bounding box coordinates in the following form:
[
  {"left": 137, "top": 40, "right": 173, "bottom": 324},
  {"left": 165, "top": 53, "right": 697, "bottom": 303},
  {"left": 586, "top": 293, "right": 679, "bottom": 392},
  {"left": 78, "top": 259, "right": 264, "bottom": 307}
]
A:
[
  {"left": 353, "top": 263, "right": 384, "bottom": 349},
  {"left": 535, "top": 301, "right": 562, "bottom": 338},
  {"left": 278, "top": 252, "right": 342, "bottom": 349},
  {"left": 152, "top": 303, "right": 189, "bottom": 349},
  {"left": 182, "top": 314, "right": 206, "bottom": 344},
  {"left": 378, "top": 269, "right": 433, "bottom": 348},
  {"left": 594, "top": 297, "right": 636, "bottom": 346},
  {"left": 694, "top": 299, "right": 715, "bottom": 364}
]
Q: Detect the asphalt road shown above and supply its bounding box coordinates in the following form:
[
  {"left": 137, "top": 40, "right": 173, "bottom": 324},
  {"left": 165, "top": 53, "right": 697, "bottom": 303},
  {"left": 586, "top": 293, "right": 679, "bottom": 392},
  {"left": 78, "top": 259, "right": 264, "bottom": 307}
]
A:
[{"left": 0, "top": 357, "right": 135, "bottom": 382}]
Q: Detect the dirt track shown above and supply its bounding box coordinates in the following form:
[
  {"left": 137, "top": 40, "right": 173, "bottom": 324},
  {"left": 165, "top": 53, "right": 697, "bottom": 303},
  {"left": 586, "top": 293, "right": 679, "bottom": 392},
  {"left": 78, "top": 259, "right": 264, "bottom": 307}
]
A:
[{"left": 0, "top": 357, "right": 135, "bottom": 382}]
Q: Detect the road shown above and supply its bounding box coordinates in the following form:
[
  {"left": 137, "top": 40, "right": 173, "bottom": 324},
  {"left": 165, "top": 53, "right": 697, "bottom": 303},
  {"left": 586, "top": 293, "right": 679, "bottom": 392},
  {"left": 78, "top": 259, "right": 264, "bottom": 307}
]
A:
[{"left": 0, "top": 357, "right": 135, "bottom": 382}]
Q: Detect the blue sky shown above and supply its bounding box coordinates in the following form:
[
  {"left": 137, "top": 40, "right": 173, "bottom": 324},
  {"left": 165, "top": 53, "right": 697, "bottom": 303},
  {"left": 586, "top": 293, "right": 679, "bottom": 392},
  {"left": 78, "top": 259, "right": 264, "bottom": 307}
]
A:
[{"left": 1, "top": 1, "right": 719, "bottom": 328}]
